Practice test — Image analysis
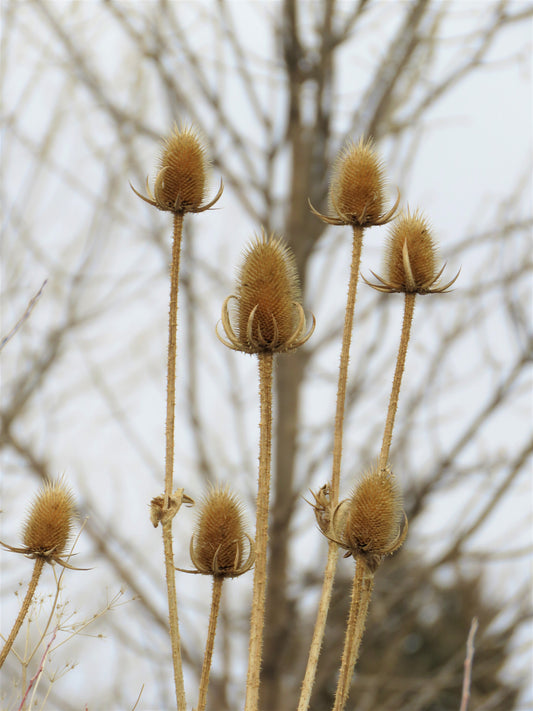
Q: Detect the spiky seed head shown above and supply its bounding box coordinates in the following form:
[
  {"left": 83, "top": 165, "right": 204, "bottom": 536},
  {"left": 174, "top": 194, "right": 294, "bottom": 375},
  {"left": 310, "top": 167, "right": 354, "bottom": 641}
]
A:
[
  {"left": 329, "top": 138, "right": 387, "bottom": 226},
  {"left": 344, "top": 467, "right": 404, "bottom": 559},
  {"left": 22, "top": 480, "right": 76, "bottom": 557},
  {"left": 385, "top": 209, "right": 439, "bottom": 292},
  {"left": 192, "top": 486, "right": 250, "bottom": 577},
  {"left": 236, "top": 231, "right": 301, "bottom": 352},
  {"left": 158, "top": 126, "right": 208, "bottom": 212}
]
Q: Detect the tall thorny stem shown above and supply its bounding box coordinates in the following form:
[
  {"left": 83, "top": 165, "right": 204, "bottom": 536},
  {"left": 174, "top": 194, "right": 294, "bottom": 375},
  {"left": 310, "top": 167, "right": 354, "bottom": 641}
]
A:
[
  {"left": 298, "top": 225, "right": 364, "bottom": 711},
  {"left": 245, "top": 352, "right": 274, "bottom": 711},
  {"left": 163, "top": 212, "right": 187, "bottom": 711},
  {"left": 196, "top": 577, "right": 224, "bottom": 711},
  {"left": 0, "top": 558, "right": 45, "bottom": 669},
  {"left": 379, "top": 292, "right": 416, "bottom": 472},
  {"left": 332, "top": 558, "right": 374, "bottom": 711}
]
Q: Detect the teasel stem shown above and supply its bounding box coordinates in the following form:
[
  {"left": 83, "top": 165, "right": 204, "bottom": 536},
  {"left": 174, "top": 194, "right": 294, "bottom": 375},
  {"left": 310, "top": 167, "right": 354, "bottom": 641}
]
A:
[
  {"left": 196, "top": 576, "right": 224, "bottom": 711},
  {"left": 298, "top": 225, "right": 363, "bottom": 711},
  {"left": 332, "top": 557, "right": 374, "bottom": 711},
  {"left": 378, "top": 292, "right": 416, "bottom": 473},
  {"left": 162, "top": 211, "right": 187, "bottom": 711},
  {"left": 0, "top": 558, "right": 45, "bottom": 669},
  {"left": 331, "top": 225, "right": 364, "bottom": 505},
  {"left": 244, "top": 352, "right": 274, "bottom": 711}
]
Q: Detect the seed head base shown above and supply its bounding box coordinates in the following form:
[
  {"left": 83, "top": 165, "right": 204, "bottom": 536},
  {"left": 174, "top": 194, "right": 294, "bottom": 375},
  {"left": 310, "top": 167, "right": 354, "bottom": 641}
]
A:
[
  {"left": 177, "top": 532, "right": 255, "bottom": 579},
  {"left": 130, "top": 176, "right": 224, "bottom": 215},
  {"left": 216, "top": 295, "right": 315, "bottom": 354},
  {"left": 308, "top": 188, "right": 401, "bottom": 228},
  {"left": 363, "top": 238, "right": 460, "bottom": 294}
]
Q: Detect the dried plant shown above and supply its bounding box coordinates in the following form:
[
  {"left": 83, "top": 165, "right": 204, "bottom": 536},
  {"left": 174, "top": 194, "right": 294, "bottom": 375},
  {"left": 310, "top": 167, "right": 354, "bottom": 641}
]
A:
[
  {"left": 217, "top": 231, "right": 314, "bottom": 711},
  {"left": 178, "top": 486, "right": 254, "bottom": 711},
  {"left": 0, "top": 480, "right": 80, "bottom": 670},
  {"left": 132, "top": 124, "right": 223, "bottom": 711},
  {"left": 3, "top": 4, "right": 529, "bottom": 707}
]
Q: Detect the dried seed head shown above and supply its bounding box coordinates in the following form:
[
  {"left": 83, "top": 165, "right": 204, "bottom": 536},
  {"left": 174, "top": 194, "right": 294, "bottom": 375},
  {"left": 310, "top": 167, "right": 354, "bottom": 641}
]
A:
[
  {"left": 237, "top": 232, "right": 300, "bottom": 349},
  {"left": 328, "top": 466, "right": 407, "bottom": 572},
  {"left": 130, "top": 125, "right": 223, "bottom": 214},
  {"left": 345, "top": 467, "right": 403, "bottom": 554},
  {"left": 386, "top": 210, "right": 438, "bottom": 292},
  {"left": 328, "top": 138, "right": 391, "bottom": 227},
  {"left": 157, "top": 126, "right": 207, "bottom": 212},
  {"left": 363, "top": 209, "right": 460, "bottom": 295},
  {"left": 22, "top": 480, "right": 76, "bottom": 557},
  {"left": 191, "top": 486, "right": 254, "bottom": 577},
  {"left": 217, "top": 231, "right": 315, "bottom": 354}
]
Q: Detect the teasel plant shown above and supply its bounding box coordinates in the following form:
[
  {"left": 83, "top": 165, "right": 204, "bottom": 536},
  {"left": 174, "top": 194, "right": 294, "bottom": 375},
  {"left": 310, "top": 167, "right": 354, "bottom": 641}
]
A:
[
  {"left": 217, "top": 230, "right": 314, "bottom": 711},
  {"left": 131, "top": 125, "right": 222, "bottom": 711},
  {"left": 176, "top": 486, "right": 254, "bottom": 711},
  {"left": 363, "top": 208, "right": 461, "bottom": 473},
  {"left": 327, "top": 465, "right": 407, "bottom": 711},
  {"left": 299, "top": 138, "right": 400, "bottom": 711},
  {"left": 0, "top": 479, "right": 80, "bottom": 670},
  {"left": 315, "top": 209, "right": 459, "bottom": 711}
]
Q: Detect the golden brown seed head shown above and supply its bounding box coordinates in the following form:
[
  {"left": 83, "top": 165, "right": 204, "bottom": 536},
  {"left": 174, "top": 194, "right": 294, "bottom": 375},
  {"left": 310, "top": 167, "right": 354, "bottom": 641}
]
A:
[
  {"left": 191, "top": 487, "right": 253, "bottom": 577},
  {"left": 329, "top": 138, "right": 387, "bottom": 226},
  {"left": 217, "top": 230, "right": 315, "bottom": 354},
  {"left": 22, "top": 480, "right": 76, "bottom": 557},
  {"left": 385, "top": 210, "right": 438, "bottom": 293},
  {"left": 237, "top": 232, "right": 301, "bottom": 351},
  {"left": 344, "top": 467, "right": 403, "bottom": 556},
  {"left": 157, "top": 126, "right": 208, "bottom": 213}
]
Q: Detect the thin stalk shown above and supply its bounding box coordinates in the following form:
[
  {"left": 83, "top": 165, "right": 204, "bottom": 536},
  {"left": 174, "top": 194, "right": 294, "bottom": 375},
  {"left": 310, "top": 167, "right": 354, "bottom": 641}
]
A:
[
  {"left": 331, "top": 225, "right": 364, "bottom": 505},
  {"left": 0, "top": 558, "right": 45, "bottom": 669},
  {"left": 378, "top": 292, "right": 416, "bottom": 472},
  {"left": 244, "top": 352, "right": 274, "bottom": 711},
  {"left": 162, "top": 211, "right": 186, "bottom": 711},
  {"left": 196, "top": 577, "right": 224, "bottom": 711},
  {"left": 298, "top": 225, "right": 363, "bottom": 711},
  {"left": 332, "top": 558, "right": 374, "bottom": 711}
]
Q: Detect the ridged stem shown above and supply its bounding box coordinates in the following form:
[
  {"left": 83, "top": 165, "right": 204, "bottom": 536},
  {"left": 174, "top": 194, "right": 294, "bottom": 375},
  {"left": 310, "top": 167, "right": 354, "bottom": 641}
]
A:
[
  {"left": 330, "top": 225, "right": 364, "bottom": 504},
  {"left": 196, "top": 577, "right": 224, "bottom": 711},
  {"left": 332, "top": 558, "right": 374, "bottom": 711},
  {"left": 378, "top": 292, "right": 416, "bottom": 473},
  {"left": 298, "top": 225, "right": 363, "bottom": 711},
  {"left": 0, "top": 557, "right": 45, "bottom": 669},
  {"left": 244, "top": 352, "right": 274, "bottom": 711},
  {"left": 162, "top": 211, "right": 186, "bottom": 711}
]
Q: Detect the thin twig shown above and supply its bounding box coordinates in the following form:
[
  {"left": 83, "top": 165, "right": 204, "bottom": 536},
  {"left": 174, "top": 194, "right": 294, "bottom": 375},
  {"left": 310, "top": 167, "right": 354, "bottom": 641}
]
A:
[
  {"left": 0, "top": 280, "right": 47, "bottom": 352},
  {"left": 459, "top": 617, "right": 479, "bottom": 711},
  {"left": 18, "top": 627, "right": 57, "bottom": 711}
]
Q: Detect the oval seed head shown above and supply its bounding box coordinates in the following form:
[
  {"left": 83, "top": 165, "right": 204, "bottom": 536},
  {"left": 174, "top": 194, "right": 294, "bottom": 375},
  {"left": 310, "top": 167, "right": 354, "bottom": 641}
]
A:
[
  {"left": 344, "top": 466, "right": 404, "bottom": 559},
  {"left": 192, "top": 486, "right": 252, "bottom": 577},
  {"left": 329, "top": 138, "right": 387, "bottom": 226},
  {"left": 22, "top": 480, "right": 76, "bottom": 557},
  {"left": 385, "top": 209, "right": 439, "bottom": 293},
  {"left": 236, "top": 231, "right": 302, "bottom": 353},
  {"left": 157, "top": 125, "right": 208, "bottom": 213}
]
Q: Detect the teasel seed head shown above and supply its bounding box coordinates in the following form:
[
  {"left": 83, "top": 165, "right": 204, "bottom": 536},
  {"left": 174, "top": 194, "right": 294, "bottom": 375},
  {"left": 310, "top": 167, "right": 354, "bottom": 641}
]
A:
[
  {"left": 183, "top": 486, "right": 254, "bottom": 578},
  {"left": 130, "top": 125, "right": 223, "bottom": 214},
  {"left": 1, "top": 479, "right": 83, "bottom": 570},
  {"left": 329, "top": 466, "right": 407, "bottom": 572},
  {"left": 363, "top": 209, "right": 460, "bottom": 294},
  {"left": 309, "top": 138, "right": 400, "bottom": 227},
  {"left": 217, "top": 229, "right": 315, "bottom": 354}
]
